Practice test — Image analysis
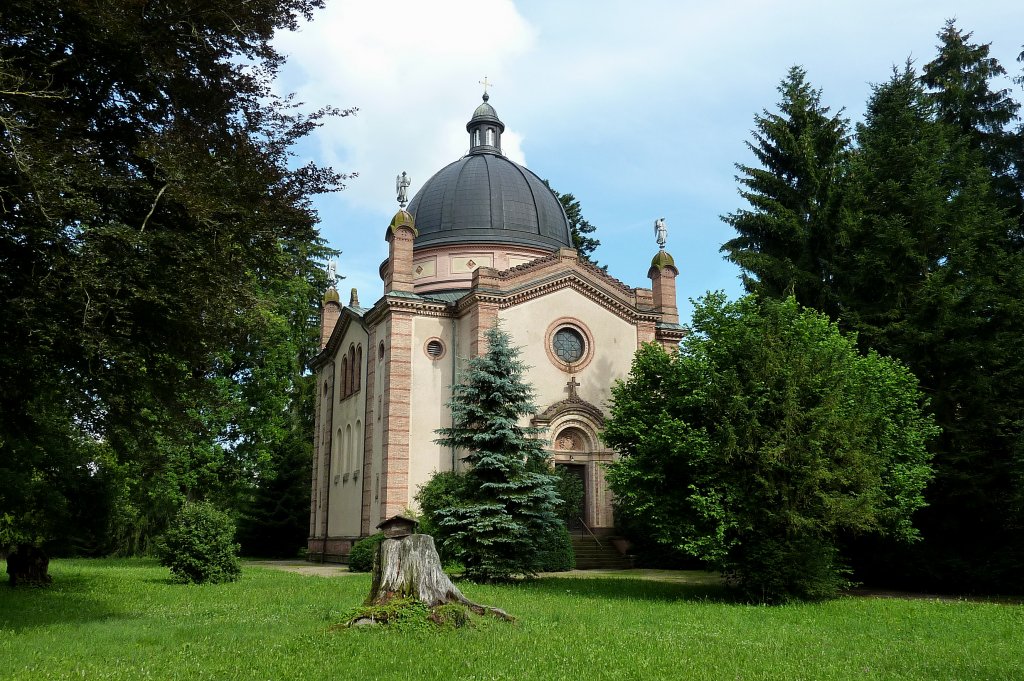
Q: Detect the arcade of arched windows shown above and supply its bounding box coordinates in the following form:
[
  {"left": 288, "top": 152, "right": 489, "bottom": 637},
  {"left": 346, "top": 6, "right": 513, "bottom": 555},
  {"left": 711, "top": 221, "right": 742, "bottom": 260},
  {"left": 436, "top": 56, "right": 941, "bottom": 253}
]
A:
[{"left": 338, "top": 343, "right": 363, "bottom": 401}]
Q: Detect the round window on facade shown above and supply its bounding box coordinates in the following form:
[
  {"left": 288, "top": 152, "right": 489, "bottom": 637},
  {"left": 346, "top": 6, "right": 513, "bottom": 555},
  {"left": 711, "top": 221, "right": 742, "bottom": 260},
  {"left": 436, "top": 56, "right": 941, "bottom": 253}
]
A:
[
  {"left": 425, "top": 338, "right": 446, "bottom": 361},
  {"left": 545, "top": 319, "right": 595, "bottom": 371},
  {"left": 553, "top": 327, "right": 585, "bottom": 364}
]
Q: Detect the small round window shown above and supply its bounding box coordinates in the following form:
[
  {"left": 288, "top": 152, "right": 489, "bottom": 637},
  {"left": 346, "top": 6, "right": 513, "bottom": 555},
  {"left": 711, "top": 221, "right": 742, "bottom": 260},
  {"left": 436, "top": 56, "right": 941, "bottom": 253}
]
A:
[
  {"left": 425, "top": 338, "right": 445, "bottom": 360},
  {"left": 552, "top": 328, "right": 585, "bottom": 364}
]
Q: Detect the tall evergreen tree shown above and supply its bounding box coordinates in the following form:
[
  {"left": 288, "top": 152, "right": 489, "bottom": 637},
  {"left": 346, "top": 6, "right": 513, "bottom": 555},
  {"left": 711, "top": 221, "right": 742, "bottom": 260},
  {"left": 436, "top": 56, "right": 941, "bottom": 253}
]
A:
[
  {"left": 433, "top": 324, "right": 561, "bottom": 582},
  {"left": 921, "top": 19, "right": 1022, "bottom": 219},
  {"left": 545, "top": 182, "right": 603, "bottom": 267},
  {"left": 722, "top": 66, "right": 855, "bottom": 318},
  {"left": 846, "top": 64, "right": 1024, "bottom": 591}
]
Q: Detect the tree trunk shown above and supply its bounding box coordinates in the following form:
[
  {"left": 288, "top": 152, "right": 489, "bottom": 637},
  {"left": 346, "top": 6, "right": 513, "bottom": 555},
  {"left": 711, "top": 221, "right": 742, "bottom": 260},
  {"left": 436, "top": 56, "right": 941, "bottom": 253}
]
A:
[
  {"left": 366, "top": 534, "right": 513, "bottom": 620},
  {"left": 6, "top": 544, "right": 52, "bottom": 587}
]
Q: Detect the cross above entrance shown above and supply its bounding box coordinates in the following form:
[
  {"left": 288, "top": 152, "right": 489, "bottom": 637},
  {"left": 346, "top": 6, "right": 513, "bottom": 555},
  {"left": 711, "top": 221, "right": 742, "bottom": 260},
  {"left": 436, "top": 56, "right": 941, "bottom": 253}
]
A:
[{"left": 566, "top": 376, "right": 580, "bottom": 400}]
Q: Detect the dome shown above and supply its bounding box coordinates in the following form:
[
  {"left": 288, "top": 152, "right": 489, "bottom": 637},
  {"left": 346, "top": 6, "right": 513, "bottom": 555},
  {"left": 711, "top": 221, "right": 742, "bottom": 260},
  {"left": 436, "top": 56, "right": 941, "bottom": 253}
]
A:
[
  {"left": 406, "top": 93, "right": 572, "bottom": 251},
  {"left": 408, "top": 154, "right": 573, "bottom": 250}
]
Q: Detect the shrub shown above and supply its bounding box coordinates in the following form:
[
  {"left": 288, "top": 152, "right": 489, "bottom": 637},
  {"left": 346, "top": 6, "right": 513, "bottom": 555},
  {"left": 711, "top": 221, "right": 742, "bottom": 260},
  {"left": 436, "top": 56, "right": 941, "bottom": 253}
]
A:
[
  {"left": 415, "top": 471, "right": 469, "bottom": 561},
  {"left": 155, "top": 502, "right": 241, "bottom": 584},
  {"left": 536, "top": 522, "right": 575, "bottom": 572},
  {"left": 347, "top": 533, "right": 384, "bottom": 572}
]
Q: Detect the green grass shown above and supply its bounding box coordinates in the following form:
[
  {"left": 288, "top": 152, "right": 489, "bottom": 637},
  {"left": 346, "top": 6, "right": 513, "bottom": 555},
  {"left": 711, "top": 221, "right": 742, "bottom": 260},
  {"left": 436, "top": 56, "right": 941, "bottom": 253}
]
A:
[{"left": 1, "top": 559, "right": 1022, "bottom": 680}]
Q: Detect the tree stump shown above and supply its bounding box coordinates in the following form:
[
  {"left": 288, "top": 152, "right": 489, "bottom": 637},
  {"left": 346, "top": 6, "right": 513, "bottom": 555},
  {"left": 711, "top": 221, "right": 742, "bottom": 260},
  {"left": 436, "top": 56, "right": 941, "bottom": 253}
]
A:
[
  {"left": 6, "top": 544, "right": 52, "bottom": 587},
  {"left": 364, "top": 534, "right": 513, "bottom": 621}
]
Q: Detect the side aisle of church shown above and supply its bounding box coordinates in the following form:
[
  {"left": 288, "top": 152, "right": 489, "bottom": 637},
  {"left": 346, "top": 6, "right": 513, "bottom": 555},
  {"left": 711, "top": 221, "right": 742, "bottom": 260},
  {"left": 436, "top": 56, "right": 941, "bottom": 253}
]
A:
[{"left": 307, "top": 95, "right": 684, "bottom": 562}]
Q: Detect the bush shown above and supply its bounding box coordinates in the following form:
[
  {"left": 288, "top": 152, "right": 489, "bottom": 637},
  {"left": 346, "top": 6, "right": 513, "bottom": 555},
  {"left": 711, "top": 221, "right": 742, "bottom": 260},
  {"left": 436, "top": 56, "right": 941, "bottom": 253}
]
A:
[
  {"left": 536, "top": 522, "right": 575, "bottom": 572},
  {"left": 155, "top": 502, "right": 241, "bottom": 584},
  {"left": 347, "top": 533, "right": 384, "bottom": 572},
  {"left": 415, "top": 471, "right": 469, "bottom": 561}
]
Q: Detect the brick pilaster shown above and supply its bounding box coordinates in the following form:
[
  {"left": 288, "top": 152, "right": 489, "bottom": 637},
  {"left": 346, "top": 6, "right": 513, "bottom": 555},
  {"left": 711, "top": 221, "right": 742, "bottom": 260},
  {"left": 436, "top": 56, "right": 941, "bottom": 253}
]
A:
[
  {"left": 380, "top": 312, "right": 414, "bottom": 522},
  {"left": 360, "top": 325, "right": 377, "bottom": 536}
]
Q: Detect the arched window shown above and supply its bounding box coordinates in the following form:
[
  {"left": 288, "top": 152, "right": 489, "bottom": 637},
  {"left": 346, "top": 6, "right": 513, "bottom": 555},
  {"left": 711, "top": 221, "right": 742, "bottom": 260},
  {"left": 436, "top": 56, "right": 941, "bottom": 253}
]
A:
[
  {"left": 474, "top": 130, "right": 480, "bottom": 146},
  {"left": 340, "top": 357, "right": 348, "bottom": 400},
  {"left": 345, "top": 424, "right": 352, "bottom": 472},
  {"left": 347, "top": 345, "right": 356, "bottom": 396},
  {"left": 355, "top": 420, "right": 362, "bottom": 473},
  {"left": 486, "top": 128, "right": 494, "bottom": 146},
  {"left": 335, "top": 427, "right": 343, "bottom": 478},
  {"left": 355, "top": 346, "right": 362, "bottom": 391}
]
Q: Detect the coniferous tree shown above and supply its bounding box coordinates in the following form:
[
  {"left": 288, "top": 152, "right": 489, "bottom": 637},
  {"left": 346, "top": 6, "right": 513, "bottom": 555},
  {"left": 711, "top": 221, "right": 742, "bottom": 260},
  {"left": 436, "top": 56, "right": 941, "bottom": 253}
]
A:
[
  {"left": 722, "top": 66, "right": 855, "bottom": 318},
  {"left": 921, "top": 19, "right": 1022, "bottom": 220},
  {"left": 433, "top": 324, "right": 561, "bottom": 582},
  {"left": 845, "top": 63, "right": 1024, "bottom": 590},
  {"left": 545, "top": 182, "right": 603, "bottom": 267}
]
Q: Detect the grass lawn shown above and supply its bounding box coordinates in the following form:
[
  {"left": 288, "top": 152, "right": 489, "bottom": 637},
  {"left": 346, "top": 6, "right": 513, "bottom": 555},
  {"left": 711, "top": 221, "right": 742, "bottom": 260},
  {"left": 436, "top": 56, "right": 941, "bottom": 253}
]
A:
[{"left": 1, "top": 559, "right": 1021, "bottom": 680}]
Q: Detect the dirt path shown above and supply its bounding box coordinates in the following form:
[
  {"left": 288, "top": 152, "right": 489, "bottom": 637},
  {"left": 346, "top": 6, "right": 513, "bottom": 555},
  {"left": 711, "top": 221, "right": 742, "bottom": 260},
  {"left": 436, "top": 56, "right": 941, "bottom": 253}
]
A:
[
  {"left": 245, "top": 560, "right": 357, "bottom": 577},
  {"left": 245, "top": 561, "right": 1021, "bottom": 603}
]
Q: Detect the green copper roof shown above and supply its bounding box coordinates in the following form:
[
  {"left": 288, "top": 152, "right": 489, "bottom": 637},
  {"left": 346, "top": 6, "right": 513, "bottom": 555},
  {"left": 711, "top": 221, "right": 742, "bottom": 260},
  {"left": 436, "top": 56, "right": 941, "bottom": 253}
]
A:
[
  {"left": 650, "top": 250, "right": 676, "bottom": 269},
  {"left": 388, "top": 209, "right": 418, "bottom": 236}
]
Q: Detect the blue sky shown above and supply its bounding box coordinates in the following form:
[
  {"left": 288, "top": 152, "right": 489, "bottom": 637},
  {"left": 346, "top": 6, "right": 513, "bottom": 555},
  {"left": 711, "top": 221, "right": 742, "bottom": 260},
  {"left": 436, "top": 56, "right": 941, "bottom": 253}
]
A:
[{"left": 273, "top": 1, "right": 1024, "bottom": 321}]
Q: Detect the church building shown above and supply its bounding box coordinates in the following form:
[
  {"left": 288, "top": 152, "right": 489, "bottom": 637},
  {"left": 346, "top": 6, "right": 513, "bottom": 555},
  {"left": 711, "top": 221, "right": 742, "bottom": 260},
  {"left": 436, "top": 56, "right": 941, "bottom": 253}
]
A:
[{"left": 308, "top": 93, "right": 684, "bottom": 561}]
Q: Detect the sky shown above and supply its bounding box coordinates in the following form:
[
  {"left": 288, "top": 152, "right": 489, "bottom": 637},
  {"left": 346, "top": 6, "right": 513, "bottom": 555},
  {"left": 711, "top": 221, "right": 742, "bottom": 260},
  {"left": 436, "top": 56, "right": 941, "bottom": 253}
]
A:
[{"left": 273, "top": 1, "right": 1024, "bottom": 320}]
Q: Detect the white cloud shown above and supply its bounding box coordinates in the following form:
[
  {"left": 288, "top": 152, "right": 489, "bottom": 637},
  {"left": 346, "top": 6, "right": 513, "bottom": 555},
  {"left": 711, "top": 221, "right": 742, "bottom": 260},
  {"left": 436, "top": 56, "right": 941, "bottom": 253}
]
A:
[{"left": 275, "top": 0, "right": 536, "bottom": 213}]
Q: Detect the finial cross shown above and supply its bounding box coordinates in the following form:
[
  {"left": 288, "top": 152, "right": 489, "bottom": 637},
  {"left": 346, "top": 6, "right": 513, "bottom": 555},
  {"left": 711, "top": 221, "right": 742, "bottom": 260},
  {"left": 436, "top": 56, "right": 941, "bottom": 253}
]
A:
[
  {"left": 566, "top": 376, "right": 580, "bottom": 400},
  {"left": 479, "top": 76, "right": 494, "bottom": 94}
]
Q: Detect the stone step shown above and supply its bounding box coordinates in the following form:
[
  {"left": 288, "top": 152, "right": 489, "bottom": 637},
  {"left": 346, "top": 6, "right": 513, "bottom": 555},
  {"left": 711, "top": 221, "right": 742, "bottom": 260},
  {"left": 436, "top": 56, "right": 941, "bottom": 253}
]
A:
[{"left": 569, "top": 535, "right": 633, "bottom": 570}]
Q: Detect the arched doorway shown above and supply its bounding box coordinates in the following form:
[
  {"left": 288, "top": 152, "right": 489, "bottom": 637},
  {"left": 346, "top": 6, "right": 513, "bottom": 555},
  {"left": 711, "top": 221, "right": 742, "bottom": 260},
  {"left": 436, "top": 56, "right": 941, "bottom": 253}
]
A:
[{"left": 553, "top": 427, "right": 588, "bottom": 531}]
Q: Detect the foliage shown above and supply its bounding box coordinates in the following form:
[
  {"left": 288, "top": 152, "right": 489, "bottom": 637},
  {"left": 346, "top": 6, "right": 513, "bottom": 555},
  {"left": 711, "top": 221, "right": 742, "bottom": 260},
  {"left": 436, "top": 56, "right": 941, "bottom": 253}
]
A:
[
  {"left": 433, "top": 324, "right": 562, "bottom": 582},
  {"left": 847, "top": 61, "right": 1024, "bottom": 590},
  {"left": 721, "top": 66, "right": 855, "bottom": 319},
  {"left": 551, "top": 466, "right": 585, "bottom": 527},
  {"left": 154, "top": 502, "right": 241, "bottom": 584},
  {"left": 535, "top": 523, "right": 575, "bottom": 572},
  {"left": 415, "top": 471, "right": 471, "bottom": 561},
  {"left": 604, "top": 294, "right": 937, "bottom": 602},
  {"left": 545, "top": 182, "right": 603, "bottom": 266},
  {"left": 347, "top": 533, "right": 385, "bottom": 573},
  {"left": 0, "top": 0, "right": 348, "bottom": 554},
  {"left": 921, "top": 20, "right": 1021, "bottom": 216},
  {"left": 722, "top": 32, "right": 1024, "bottom": 592}
]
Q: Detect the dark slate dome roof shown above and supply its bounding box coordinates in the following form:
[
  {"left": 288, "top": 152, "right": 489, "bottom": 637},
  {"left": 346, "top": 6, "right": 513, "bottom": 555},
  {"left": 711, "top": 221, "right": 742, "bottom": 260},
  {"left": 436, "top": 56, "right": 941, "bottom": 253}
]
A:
[{"left": 406, "top": 94, "right": 572, "bottom": 251}]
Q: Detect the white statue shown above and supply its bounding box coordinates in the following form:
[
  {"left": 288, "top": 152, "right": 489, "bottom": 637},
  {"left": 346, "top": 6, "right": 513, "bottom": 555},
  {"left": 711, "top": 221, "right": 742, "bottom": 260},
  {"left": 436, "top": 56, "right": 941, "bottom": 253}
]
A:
[
  {"left": 396, "top": 171, "right": 411, "bottom": 208},
  {"left": 654, "top": 218, "right": 667, "bottom": 249},
  {"left": 326, "top": 260, "right": 337, "bottom": 286}
]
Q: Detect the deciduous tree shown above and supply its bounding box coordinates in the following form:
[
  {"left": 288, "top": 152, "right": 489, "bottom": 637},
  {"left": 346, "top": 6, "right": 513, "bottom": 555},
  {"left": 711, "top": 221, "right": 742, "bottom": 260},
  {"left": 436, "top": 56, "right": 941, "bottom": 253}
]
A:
[
  {"left": 0, "top": 0, "right": 349, "bottom": 567},
  {"left": 603, "top": 294, "right": 937, "bottom": 602}
]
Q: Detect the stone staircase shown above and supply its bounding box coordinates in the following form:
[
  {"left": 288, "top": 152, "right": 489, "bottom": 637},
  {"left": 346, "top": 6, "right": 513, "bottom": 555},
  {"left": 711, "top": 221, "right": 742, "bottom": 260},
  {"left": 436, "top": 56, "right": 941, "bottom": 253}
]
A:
[{"left": 570, "top": 535, "right": 633, "bottom": 570}]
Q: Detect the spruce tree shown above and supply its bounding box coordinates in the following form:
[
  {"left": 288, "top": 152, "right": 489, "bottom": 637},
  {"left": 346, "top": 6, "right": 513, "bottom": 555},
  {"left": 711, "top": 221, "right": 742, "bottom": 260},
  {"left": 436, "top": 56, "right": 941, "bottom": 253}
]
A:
[
  {"left": 433, "top": 324, "right": 561, "bottom": 582},
  {"left": 849, "top": 63, "right": 1024, "bottom": 590},
  {"left": 921, "top": 19, "right": 1022, "bottom": 219},
  {"left": 722, "top": 66, "right": 855, "bottom": 318}
]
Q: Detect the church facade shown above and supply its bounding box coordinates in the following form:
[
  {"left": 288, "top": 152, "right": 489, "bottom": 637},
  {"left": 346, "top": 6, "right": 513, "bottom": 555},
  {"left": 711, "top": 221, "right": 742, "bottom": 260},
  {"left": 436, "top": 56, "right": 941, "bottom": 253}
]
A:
[{"left": 308, "top": 94, "right": 684, "bottom": 561}]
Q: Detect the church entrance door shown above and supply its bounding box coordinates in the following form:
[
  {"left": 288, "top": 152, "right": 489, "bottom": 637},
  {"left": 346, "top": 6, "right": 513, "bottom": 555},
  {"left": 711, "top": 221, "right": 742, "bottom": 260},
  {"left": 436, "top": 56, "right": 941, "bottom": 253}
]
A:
[{"left": 556, "top": 463, "right": 586, "bottom": 533}]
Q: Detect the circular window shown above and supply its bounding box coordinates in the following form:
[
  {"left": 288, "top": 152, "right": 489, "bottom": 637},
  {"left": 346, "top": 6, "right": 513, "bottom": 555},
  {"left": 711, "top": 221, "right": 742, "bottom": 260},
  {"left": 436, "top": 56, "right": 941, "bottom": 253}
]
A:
[
  {"left": 553, "top": 328, "right": 585, "bottom": 363},
  {"left": 544, "top": 319, "right": 595, "bottom": 372},
  {"left": 424, "top": 338, "right": 446, "bottom": 360}
]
